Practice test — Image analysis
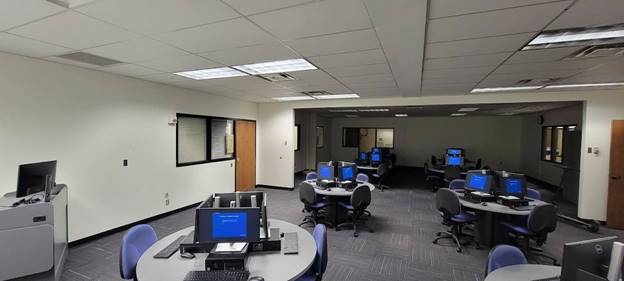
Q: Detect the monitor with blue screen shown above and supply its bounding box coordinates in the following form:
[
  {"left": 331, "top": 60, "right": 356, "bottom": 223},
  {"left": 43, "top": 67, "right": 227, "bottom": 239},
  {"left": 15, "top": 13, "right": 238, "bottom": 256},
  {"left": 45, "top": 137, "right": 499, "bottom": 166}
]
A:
[
  {"left": 446, "top": 156, "right": 464, "bottom": 166},
  {"left": 371, "top": 153, "right": 381, "bottom": 163},
  {"left": 317, "top": 163, "right": 334, "bottom": 180},
  {"left": 339, "top": 165, "right": 356, "bottom": 181},
  {"left": 501, "top": 173, "right": 527, "bottom": 198},
  {"left": 371, "top": 147, "right": 381, "bottom": 154},
  {"left": 195, "top": 208, "right": 260, "bottom": 243},
  {"left": 446, "top": 148, "right": 463, "bottom": 156},
  {"left": 359, "top": 152, "right": 368, "bottom": 161},
  {"left": 465, "top": 173, "right": 492, "bottom": 193}
]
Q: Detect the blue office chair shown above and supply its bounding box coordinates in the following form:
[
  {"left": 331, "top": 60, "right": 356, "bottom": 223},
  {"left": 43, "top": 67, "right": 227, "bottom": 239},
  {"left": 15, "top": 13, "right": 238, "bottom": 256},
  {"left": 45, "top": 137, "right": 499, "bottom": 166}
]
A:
[
  {"left": 448, "top": 179, "right": 465, "bottom": 190},
  {"left": 299, "top": 182, "right": 331, "bottom": 227},
  {"left": 119, "top": 224, "right": 158, "bottom": 280},
  {"left": 433, "top": 188, "right": 480, "bottom": 252},
  {"left": 527, "top": 188, "right": 541, "bottom": 200},
  {"left": 337, "top": 185, "right": 374, "bottom": 237},
  {"left": 306, "top": 172, "right": 318, "bottom": 181},
  {"left": 356, "top": 173, "right": 369, "bottom": 182},
  {"left": 485, "top": 245, "right": 527, "bottom": 276},
  {"left": 296, "top": 224, "right": 328, "bottom": 281},
  {"left": 500, "top": 204, "right": 558, "bottom": 264}
]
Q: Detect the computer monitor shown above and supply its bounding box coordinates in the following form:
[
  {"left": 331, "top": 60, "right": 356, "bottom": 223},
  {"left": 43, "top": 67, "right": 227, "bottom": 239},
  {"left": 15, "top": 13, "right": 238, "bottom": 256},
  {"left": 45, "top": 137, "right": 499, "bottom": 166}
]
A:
[
  {"left": 195, "top": 208, "right": 260, "bottom": 243},
  {"left": 317, "top": 163, "right": 334, "bottom": 180},
  {"left": 464, "top": 172, "right": 493, "bottom": 193},
  {"left": 446, "top": 148, "right": 463, "bottom": 156},
  {"left": 17, "top": 160, "right": 57, "bottom": 198},
  {"left": 339, "top": 165, "right": 356, "bottom": 181},
  {"left": 371, "top": 147, "right": 381, "bottom": 154},
  {"left": 501, "top": 173, "right": 527, "bottom": 198},
  {"left": 560, "top": 236, "right": 618, "bottom": 281},
  {"left": 446, "top": 156, "right": 464, "bottom": 166},
  {"left": 370, "top": 152, "right": 381, "bottom": 163},
  {"left": 358, "top": 152, "right": 368, "bottom": 162}
]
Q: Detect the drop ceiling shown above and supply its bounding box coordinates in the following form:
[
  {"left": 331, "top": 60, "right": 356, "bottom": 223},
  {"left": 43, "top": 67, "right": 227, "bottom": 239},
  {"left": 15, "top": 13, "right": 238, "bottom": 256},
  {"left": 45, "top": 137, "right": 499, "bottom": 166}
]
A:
[{"left": 0, "top": 0, "right": 623, "bottom": 103}]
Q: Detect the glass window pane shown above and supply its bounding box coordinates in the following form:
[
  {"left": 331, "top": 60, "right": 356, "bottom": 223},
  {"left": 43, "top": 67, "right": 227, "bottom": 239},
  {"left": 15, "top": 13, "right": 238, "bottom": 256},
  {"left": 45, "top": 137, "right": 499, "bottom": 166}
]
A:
[
  {"left": 178, "top": 117, "right": 207, "bottom": 164},
  {"left": 211, "top": 119, "right": 234, "bottom": 160},
  {"left": 555, "top": 126, "right": 564, "bottom": 163},
  {"left": 376, "top": 128, "right": 394, "bottom": 148},
  {"left": 543, "top": 127, "right": 552, "bottom": 161}
]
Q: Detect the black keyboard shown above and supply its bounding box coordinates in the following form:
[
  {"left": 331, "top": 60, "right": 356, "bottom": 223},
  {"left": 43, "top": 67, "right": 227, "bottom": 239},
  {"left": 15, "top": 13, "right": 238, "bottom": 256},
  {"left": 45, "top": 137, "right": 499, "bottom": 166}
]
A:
[
  {"left": 153, "top": 235, "right": 185, "bottom": 259},
  {"left": 183, "top": 270, "right": 250, "bottom": 281}
]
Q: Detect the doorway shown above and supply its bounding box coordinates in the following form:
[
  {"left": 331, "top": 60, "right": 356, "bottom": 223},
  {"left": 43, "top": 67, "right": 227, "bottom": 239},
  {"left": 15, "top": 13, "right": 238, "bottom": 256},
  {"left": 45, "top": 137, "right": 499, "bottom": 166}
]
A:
[
  {"left": 235, "top": 120, "right": 256, "bottom": 191},
  {"left": 607, "top": 120, "right": 624, "bottom": 229}
]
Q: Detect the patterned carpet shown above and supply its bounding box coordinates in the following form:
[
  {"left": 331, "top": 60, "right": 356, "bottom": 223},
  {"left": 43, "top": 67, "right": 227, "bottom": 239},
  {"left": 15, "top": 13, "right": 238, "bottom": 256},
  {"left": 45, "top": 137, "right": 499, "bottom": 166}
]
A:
[{"left": 61, "top": 167, "right": 623, "bottom": 281}]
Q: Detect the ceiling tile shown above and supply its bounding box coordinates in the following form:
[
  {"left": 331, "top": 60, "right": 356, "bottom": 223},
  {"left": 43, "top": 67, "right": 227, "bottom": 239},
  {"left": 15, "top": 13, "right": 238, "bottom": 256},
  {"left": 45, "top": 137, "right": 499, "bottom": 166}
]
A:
[
  {"left": 557, "top": 57, "right": 624, "bottom": 83},
  {"left": 0, "top": 32, "right": 72, "bottom": 58},
  {"left": 223, "top": 0, "right": 314, "bottom": 15},
  {"left": 44, "top": 56, "right": 100, "bottom": 69},
  {"left": 200, "top": 42, "right": 298, "bottom": 65},
  {"left": 355, "top": 87, "right": 401, "bottom": 97},
  {"left": 423, "top": 66, "right": 494, "bottom": 79},
  {"left": 154, "top": 18, "right": 275, "bottom": 53},
  {"left": 421, "top": 84, "right": 473, "bottom": 96},
  {"left": 547, "top": 0, "right": 624, "bottom": 30},
  {"left": 284, "top": 29, "right": 380, "bottom": 57},
  {"left": 429, "top": 0, "right": 558, "bottom": 19},
  {"left": 249, "top": 0, "right": 371, "bottom": 40},
  {"left": 99, "top": 63, "right": 162, "bottom": 77},
  {"left": 325, "top": 63, "right": 391, "bottom": 78},
  {"left": 136, "top": 54, "right": 221, "bottom": 72},
  {"left": 338, "top": 73, "right": 395, "bottom": 84},
  {"left": 425, "top": 32, "right": 535, "bottom": 58},
  {"left": 77, "top": 0, "right": 238, "bottom": 34},
  {"left": 427, "top": 1, "right": 571, "bottom": 43},
  {"left": 83, "top": 37, "right": 188, "bottom": 63},
  {"left": 345, "top": 80, "right": 397, "bottom": 90},
  {"left": 308, "top": 49, "right": 387, "bottom": 69},
  {"left": 505, "top": 47, "right": 583, "bottom": 64},
  {"left": 496, "top": 59, "right": 609, "bottom": 74},
  {"left": 424, "top": 52, "right": 512, "bottom": 70},
  {"left": 422, "top": 81, "right": 476, "bottom": 89},
  {"left": 289, "top": 70, "right": 334, "bottom": 81},
  {"left": 0, "top": 0, "right": 65, "bottom": 31},
  {"left": 9, "top": 10, "right": 136, "bottom": 49},
  {"left": 139, "top": 73, "right": 194, "bottom": 83},
  {"left": 422, "top": 76, "right": 484, "bottom": 85}
]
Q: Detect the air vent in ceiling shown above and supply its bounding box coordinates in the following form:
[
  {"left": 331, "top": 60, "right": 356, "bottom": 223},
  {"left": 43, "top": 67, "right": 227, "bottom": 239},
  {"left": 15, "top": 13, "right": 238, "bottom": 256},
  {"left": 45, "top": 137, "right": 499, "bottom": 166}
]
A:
[
  {"left": 568, "top": 43, "right": 624, "bottom": 59},
  {"left": 55, "top": 52, "right": 123, "bottom": 67},
  {"left": 516, "top": 78, "right": 562, "bottom": 85},
  {"left": 257, "top": 72, "right": 296, "bottom": 82}
]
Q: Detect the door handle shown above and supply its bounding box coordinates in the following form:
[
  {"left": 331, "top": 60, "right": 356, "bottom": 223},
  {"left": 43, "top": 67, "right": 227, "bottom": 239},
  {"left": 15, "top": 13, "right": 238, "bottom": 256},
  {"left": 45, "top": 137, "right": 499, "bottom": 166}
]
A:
[{"left": 612, "top": 176, "right": 622, "bottom": 180}]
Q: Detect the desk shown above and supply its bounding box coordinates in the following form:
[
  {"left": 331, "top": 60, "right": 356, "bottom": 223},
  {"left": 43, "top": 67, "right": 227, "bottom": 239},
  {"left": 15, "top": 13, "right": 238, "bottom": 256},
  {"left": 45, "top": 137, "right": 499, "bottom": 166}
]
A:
[
  {"left": 305, "top": 180, "right": 375, "bottom": 226},
  {"left": 357, "top": 165, "right": 378, "bottom": 171},
  {"left": 428, "top": 166, "right": 468, "bottom": 176},
  {"left": 455, "top": 191, "right": 549, "bottom": 247},
  {"left": 484, "top": 264, "right": 560, "bottom": 281},
  {"left": 136, "top": 219, "right": 316, "bottom": 281}
]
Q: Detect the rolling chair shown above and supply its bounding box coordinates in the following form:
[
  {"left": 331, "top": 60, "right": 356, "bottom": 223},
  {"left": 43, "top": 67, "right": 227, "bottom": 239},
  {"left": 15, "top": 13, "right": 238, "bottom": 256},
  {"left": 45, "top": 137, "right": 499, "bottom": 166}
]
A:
[
  {"left": 431, "top": 155, "right": 439, "bottom": 166},
  {"left": 474, "top": 158, "right": 482, "bottom": 170},
  {"left": 443, "top": 166, "right": 462, "bottom": 185},
  {"left": 485, "top": 245, "right": 527, "bottom": 276},
  {"left": 296, "top": 224, "right": 328, "bottom": 281},
  {"left": 299, "top": 182, "right": 332, "bottom": 228},
  {"left": 337, "top": 185, "right": 374, "bottom": 237},
  {"left": 500, "top": 204, "right": 558, "bottom": 264},
  {"left": 433, "top": 188, "right": 480, "bottom": 252},
  {"left": 448, "top": 179, "right": 465, "bottom": 190},
  {"left": 306, "top": 172, "right": 318, "bottom": 181},
  {"left": 424, "top": 162, "right": 443, "bottom": 191},
  {"left": 526, "top": 188, "right": 541, "bottom": 200},
  {"left": 356, "top": 173, "right": 369, "bottom": 183},
  {"left": 119, "top": 224, "right": 158, "bottom": 280},
  {"left": 372, "top": 162, "right": 390, "bottom": 192}
]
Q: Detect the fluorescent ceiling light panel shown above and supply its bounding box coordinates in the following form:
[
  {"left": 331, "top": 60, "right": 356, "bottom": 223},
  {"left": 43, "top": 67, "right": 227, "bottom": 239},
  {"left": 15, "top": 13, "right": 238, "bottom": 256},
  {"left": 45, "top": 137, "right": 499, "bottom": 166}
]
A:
[
  {"left": 395, "top": 113, "right": 408, "bottom": 117},
  {"left": 312, "top": 94, "right": 360, "bottom": 100},
  {"left": 450, "top": 113, "right": 467, "bottom": 117},
  {"left": 544, "top": 82, "right": 624, "bottom": 89},
  {"left": 457, "top": 107, "right": 479, "bottom": 112},
  {"left": 272, "top": 96, "right": 315, "bottom": 101},
  {"left": 471, "top": 86, "right": 543, "bottom": 93},
  {"left": 175, "top": 67, "right": 247, "bottom": 80},
  {"left": 358, "top": 108, "right": 390, "bottom": 112},
  {"left": 524, "top": 24, "right": 624, "bottom": 50},
  {"left": 233, "top": 58, "right": 317, "bottom": 75}
]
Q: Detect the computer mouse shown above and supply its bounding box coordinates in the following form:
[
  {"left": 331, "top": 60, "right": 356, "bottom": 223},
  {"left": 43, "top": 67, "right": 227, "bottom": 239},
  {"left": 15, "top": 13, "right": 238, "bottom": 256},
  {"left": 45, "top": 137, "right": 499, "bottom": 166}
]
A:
[
  {"left": 180, "top": 252, "right": 195, "bottom": 259},
  {"left": 481, "top": 202, "right": 488, "bottom": 206},
  {"left": 248, "top": 277, "right": 264, "bottom": 281}
]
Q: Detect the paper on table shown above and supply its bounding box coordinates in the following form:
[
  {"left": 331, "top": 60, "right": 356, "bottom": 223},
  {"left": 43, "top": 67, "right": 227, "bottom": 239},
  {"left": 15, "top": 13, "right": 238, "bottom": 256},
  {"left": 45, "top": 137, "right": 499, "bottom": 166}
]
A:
[{"left": 214, "top": 242, "right": 247, "bottom": 252}]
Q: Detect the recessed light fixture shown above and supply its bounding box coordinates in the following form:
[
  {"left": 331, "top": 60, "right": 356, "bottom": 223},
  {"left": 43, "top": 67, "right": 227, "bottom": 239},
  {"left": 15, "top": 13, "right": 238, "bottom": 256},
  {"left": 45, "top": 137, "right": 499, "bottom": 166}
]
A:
[
  {"left": 471, "top": 86, "right": 543, "bottom": 93},
  {"left": 359, "top": 108, "right": 390, "bottom": 112},
  {"left": 395, "top": 113, "right": 408, "bottom": 117},
  {"left": 233, "top": 58, "right": 317, "bottom": 75},
  {"left": 329, "top": 109, "right": 358, "bottom": 113},
  {"left": 524, "top": 24, "right": 624, "bottom": 50},
  {"left": 450, "top": 113, "right": 467, "bottom": 117},
  {"left": 313, "top": 93, "right": 360, "bottom": 100},
  {"left": 272, "top": 96, "right": 315, "bottom": 101},
  {"left": 345, "top": 114, "right": 359, "bottom": 118},
  {"left": 457, "top": 107, "right": 479, "bottom": 112},
  {"left": 175, "top": 67, "right": 247, "bottom": 80},
  {"left": 544, "top": 82, "right": 624, "bottom": 89}
]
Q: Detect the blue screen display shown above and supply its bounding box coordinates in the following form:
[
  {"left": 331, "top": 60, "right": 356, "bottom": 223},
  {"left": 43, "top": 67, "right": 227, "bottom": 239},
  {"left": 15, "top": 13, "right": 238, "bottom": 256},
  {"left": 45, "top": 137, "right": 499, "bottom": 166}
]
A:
[
  {"left": 447, "top": 156, "right": 462, "bottom": 166},
  {"left": 467, "top": 174, "right": 487, "bottom": 191},
  {"left": 319, "top": 165, "right": 332, "bottom": 179},
  {"left": 359, "top": 152, "right": 367, "bottom": 161},
  {"left": 447, "top": 149, "right": 461, "bottom": 155},
  {"left": 505, "top": 178, "right": 523, "bottom": 194},
  {"left": 341, "top": 166, "right": 354, "bottom": 180},
  {"left": 372, "top": 148, "right": 381, "bottom": 154},
  {"left": 212, "top": 212, "right": 247, "bottom": 239},
  {"left": 371, "top": 153, "right": 381, "bottom": 162}
]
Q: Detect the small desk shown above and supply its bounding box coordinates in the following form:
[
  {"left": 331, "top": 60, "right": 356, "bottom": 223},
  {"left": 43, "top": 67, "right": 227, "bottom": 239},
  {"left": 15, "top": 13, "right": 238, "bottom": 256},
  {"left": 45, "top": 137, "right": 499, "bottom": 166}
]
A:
[
  {"left": 305, "top": 180, "right": 375, "bottom": 226},
  {"left": 136, "top": 219, "right": 316, "bottom": 281},
  {"left": 484, "top": 264, "right": 561, "bottom": 281}
]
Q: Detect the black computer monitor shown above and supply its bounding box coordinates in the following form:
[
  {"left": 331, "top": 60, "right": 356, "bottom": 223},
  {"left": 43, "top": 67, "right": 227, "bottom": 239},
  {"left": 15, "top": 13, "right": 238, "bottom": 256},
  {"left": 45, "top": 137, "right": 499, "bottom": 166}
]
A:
[
  {"left": 500, "top": 173, "right": 527, "bottom": 198},
  {"left": 446, "top": 156, "right": 464, "bottom": 166},
  {"left": 464, "top": 172, "right": 493, "bottom": 193},
  {"left": 17, "top": 160, "right": 57, "bottom": 198},
  {"left": 317, "top": 163, "right": 334, "bottom": 180},
  {"left": 560, "top": 236, "right": 618, "bottom": 281},
  {"left": 370, "top": 152, "right": 381, "bottom": 164},
  {"left": 339, "top": 165, "right": 356, "bottom": 181},
  {"left": 446, "top": 148, "right": 463, "bottom": 156},
  {"left": 358, "top": 152, "right": 368, "bottom": 162},
  {"left": 195, "top": 207, "right": 260, "bottom": 243}
]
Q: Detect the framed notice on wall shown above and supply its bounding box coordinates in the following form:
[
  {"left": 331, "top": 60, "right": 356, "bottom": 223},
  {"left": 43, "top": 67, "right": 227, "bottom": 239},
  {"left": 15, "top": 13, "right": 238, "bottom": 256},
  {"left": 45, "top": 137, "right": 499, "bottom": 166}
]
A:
[{"left": 316, "top": 126, "right": 324, "bottom": 148}]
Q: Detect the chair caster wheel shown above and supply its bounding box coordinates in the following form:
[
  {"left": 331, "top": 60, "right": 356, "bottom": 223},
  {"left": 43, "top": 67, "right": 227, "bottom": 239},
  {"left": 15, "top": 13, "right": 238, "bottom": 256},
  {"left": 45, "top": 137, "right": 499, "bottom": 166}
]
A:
[
  {"left": 436, "top": 233, "right": 441, "bottom": 237},
  {"left": 369, "top": 229, "right": 374, "bottom": 233},
  {"left": 354, "top": 232, "right": 359, "bottom": 237},
  {"left": 432, "top": 240, "right": 438, "bottom": 244},
  {"left": 456, "top": 248, "right": 462, "bottom": 253}
]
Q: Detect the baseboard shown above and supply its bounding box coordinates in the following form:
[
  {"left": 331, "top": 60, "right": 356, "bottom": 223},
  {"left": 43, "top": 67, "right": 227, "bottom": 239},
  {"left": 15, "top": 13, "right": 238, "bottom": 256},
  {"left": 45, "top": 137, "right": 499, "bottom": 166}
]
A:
[
  {"left": 256, "top": 184, "right": 294, "bottom": 191},
  {"left": 68, "top": 202, "right": 201, "bottom": 247}
]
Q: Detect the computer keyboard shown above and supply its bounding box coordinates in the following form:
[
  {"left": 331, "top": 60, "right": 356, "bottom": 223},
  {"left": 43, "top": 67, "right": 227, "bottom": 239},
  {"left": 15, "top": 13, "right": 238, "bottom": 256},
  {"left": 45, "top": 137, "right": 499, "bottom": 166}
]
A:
[
  {"left": 183, "top": 270, "right": 250, "bottom": 281},
  {"left": 153, "top": 235, "right": 185, "bottom": 259},
  {"left": 283, "top": 232, "right": 299, "bottom": 254}
]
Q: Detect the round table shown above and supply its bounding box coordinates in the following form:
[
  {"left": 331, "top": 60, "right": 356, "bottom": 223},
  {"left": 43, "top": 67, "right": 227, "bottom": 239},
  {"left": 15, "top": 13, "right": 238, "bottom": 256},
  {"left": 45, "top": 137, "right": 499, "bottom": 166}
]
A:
[
  {"left": 428, "top": 166, "right": 468, "bottom": 175},
  {"left": 305, "top": 180, "right": 375, "bottom": 196},
  {"left": 484, "top": 264, "right": 561, "bottom": 281},
  {"left": 136, "top": 219, "right": 317, "bottom": 281},
  {"left": 356, "top": 165, "right": 378, "bottom": 171}
]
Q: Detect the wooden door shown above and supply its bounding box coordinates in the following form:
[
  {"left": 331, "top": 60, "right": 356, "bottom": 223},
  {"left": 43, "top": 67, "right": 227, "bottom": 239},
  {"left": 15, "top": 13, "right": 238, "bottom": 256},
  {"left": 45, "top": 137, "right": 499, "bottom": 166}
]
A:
[
  {"left": 607, "top": 120, "right": 624, "bottom": 229},
  {"left": 235, "top": 120, "right": 256, "bottom": 191}
]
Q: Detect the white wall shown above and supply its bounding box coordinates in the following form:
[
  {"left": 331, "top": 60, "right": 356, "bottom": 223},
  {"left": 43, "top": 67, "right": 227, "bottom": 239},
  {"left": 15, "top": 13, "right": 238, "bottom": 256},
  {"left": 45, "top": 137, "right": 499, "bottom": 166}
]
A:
[
  {"left": 256, "top": 103, "right": 294, "bottom": 188},
  {"left": 329, "top": 116, "right": 523, "bottom": 171},
  {"left": 315, "top": 115, "right": 332, "bottom": 163},
  {"left": 0, "top": 52, "right": 257, "bottom": 241}
]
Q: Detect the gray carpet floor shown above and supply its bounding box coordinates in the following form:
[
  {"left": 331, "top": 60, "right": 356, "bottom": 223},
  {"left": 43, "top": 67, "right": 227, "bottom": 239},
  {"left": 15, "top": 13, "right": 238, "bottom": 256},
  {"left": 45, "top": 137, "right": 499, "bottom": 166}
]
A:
[{"left": 61, "top": 167, "right": 624, "bottom": 281}]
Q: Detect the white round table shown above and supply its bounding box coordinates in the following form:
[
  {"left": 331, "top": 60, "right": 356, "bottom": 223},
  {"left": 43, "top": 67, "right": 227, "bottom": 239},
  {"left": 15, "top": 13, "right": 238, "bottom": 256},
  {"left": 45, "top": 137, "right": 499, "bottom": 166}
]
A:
[
  {"left": 356, "top": 165, "right": 378, "bottom": 171},
  {"left": 305, "top": 180, "right": 375, "bottom": 196},
  {"left": 484, "top": 264, "right": 561, "bottom": 281},
  {"left": 136, "top": 219, "right": 317, "bottom": 281}
]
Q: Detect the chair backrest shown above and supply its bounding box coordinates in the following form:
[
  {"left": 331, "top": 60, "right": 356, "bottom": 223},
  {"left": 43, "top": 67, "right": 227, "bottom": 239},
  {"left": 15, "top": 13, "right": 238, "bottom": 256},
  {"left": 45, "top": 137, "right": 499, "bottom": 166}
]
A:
[
  {"left": 356, "top": 173, "right": 369, "bottom": 182},
  {"left": 448, "top": 179, "right": 465, "bottom": 190},
  {"left": 431, "top": 155, "right": 438, "bottom": 165},
  {"left": 526, "top": 188, "right": 541, "bottom": 200},
  {"left": 351, "top": 185, "right": 371, "bottom": 210},
  {"left": 120, "top": 224, "right": 158, "bottom": 280},
  {"left": 475, "top": 158, "right": 482, "bottom": 169},
  {"left": 306, "top": 172, "right": 318, "bottom": 181},
  {"left": 444, "top": 166, "right": 462, "bottom": 180},
  {"left": 485, "top": 245, "right": 527, "bottom": 275},
  {"left": 527, "top": 204, "right": 557, "bottom": 235},
  {"left": 423, "top": 162, "right": 430, "bottom": 176},
  {"left": 311, "top": 224, "right": 328, "bottom": 276},
  {"left": 377, "top": 162, "right": 388, "bottom": 177},
  {"left": 299, "top": 182, "right": 317, "bottom": 206},
  {"left": 436, "top": 188, "right": 461, "bottom": 217}
]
